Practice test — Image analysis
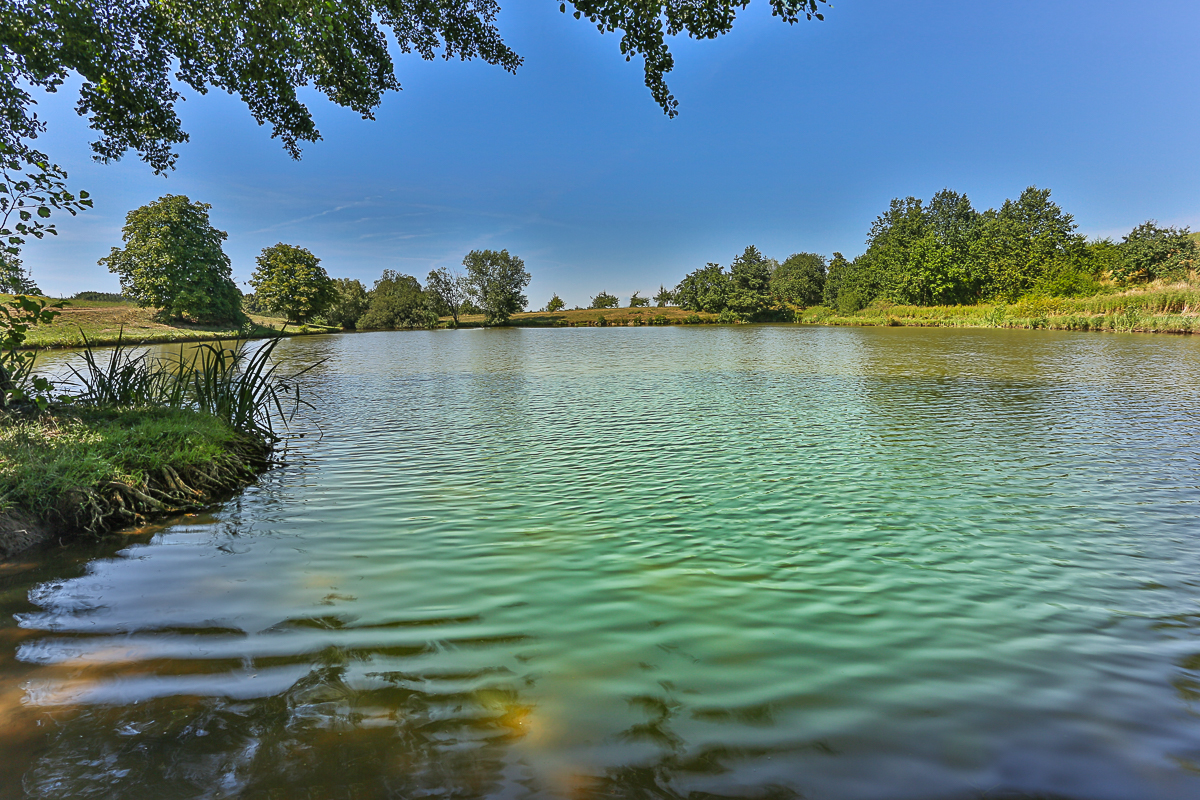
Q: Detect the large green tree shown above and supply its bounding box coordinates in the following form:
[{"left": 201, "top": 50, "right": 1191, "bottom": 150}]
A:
[
  {"left": 0, "top": 1, "right": 830, "bottom": 174},
  {"left": 771, "top": 252, "right": 825, "bottom": 307},
  {"left": 100, "top": 195, "right": 241, "bottom": 322},
  {"left": 463, "top": 249, "right": 529, "bottom": 325},
  {"left": 675, "top": 262, "right": 728, "bottom": 313},
  {"left": 250, "top": 243, "right": 337, "bottom": 323}
]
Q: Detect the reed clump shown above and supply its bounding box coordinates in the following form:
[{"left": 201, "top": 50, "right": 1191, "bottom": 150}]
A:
[{"left": 1, "top": 331, "right": 317, "bottom": 545}]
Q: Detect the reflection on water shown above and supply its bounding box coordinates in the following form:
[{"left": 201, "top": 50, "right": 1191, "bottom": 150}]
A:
[{"left": 6, "top": 326, "right": 1200, "bottom": 799}]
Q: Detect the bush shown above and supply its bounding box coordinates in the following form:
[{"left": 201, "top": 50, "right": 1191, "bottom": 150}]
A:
[
  {"left": 590, "top": 291, "right": 619, "bottom": 309},
  {"left": 629, "top": 292, "right": 650, "bottom": 307},
  {"left": 70, "top": 291, "right": 126, "bottom": 302},
  {"left": 358, "top": 270, "right": 435, "bottom": 330},
  {"left": 320, "top": 278, "right": 370, "bottom": 330},
  {"left": 1113, "top": 221, "right": 1197, "bottom": 284},
  {"left": 544, "top": 293, "right": 565, "bottom": 312}
]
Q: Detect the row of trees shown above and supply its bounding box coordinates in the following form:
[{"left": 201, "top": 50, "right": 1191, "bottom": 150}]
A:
[
  {"left": 662, "top": 187, "right": 1197, "bottom": 319},
  {"left": 102, "top": 195, "right": 531, "bottom": 328}
]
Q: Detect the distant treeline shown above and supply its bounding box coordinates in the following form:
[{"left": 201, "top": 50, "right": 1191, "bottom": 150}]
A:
[
  {"left": 245, "top": 248, "right": 531, "bottom": 330},
  {"left": 664, "top": 187, "right": 1197, "bottom": 320}
]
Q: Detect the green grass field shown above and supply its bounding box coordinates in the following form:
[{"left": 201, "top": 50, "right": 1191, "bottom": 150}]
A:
[{"left": 14, "top": 298, "right": 339, "bottom": 348}]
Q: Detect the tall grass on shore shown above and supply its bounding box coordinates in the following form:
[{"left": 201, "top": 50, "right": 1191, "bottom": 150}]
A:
[
  {"left": 1, "top": 332, "right": 320, "bottom": 535},
  {"left": 66, "top": 331, "right": 319, "bottom": 440}
]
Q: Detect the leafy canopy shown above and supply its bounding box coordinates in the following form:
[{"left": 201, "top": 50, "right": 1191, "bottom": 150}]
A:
[
  {"left": 544, "top": 293, "right": 566, "bottom": 313},
  {"left": 464, "top": 249, "right": 529, "bottom": 325},
  {"left": 1114, "top": 221, "right": 1197, "bottom": 284},
  {"left": 250, "top": 243, "right": 337, "bottom": 323},
  {"left": 0, "top": 0, "right": 830, "bottom": 173},
  {"left": 100, "top": 195, "right": 241, "bottom": 322},
  {"left": 359, "top": 270, "right": 435, "bottom": 330},
  {"left": 425, "top": 266, "right": 470, "bottom": 326},
  {"left": 321, "top": 278, "right": 370, "bottom": 330},
  {"left": 590, "top": 291, "right": 619, "bottom": 309},
  {"left": 771, "top": 252, "right": 825, "bottom": 307}
]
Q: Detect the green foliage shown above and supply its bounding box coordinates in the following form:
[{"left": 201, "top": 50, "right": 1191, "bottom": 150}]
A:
[
  {"left": 250, "top": 243, "right": 337, "bottom": 324},
  {"left": 359, "top": 270, "right": 435, "bottom": 330},
  {"left": 590, "top": 291, "right": 619, "bottom": 309},
  {"left": 823, "top": 186, "right": 1087, "bottom": 308},
  {"left": 772, "top": 252, "right": 826, "bottom": 307},
  {"left": 0, "top": 406, "right": 247, "bottom": 524},
  {"left": 1113, "top": 221, "right": 1198, "bottom": 284},
  {"left": 0, "top": 1, "right": 827, "bottom": 172},
  {"left": 0, "top": 294, "right": 64, "bottom": 409},
  {"left": 675, "top": 263, "right": 729, "bottom": 312},
  {"left": 321, "top": 278, "right": 370, "bottom": 330},
  {"left": 70, "top": 291, "right": 125, "bottom": 302},
  {"left": 425, "top": 267, "right": 470, "bottom": 326},
  {"left": 0, "top": 141, "right": 91, "bottom": 258},
  {"left": 544, "top": 293, "right": 566, "bottom": 312},
  {"left": 653, "top": 284, "right": 675, "bottom": 307},
  {"left": 464, "top": 249, "right": 530, "bottom": 325},
  {"left": 0, "top": 251, "right": 39, "bottom": 295},
  {"left": 100, "top": 195, "right": 242, "bottom": 323},
  {"left": 629, "top": 292, "right": 650, "bottom": 307}
]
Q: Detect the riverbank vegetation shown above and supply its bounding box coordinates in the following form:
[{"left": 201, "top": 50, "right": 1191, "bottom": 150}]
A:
[
  {"left": 565, "top": 186, "right": 1200, "bottom": 334},
  {"left": 0, "top": 297, "right": 314, "bottom": 556}
]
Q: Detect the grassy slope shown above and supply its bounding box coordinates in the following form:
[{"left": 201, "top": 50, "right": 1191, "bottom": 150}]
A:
[{"left": 17, "top": 298, "right": 339, "bottom": 348}]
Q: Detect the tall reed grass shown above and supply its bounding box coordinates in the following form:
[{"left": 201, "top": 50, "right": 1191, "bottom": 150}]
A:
[{"left": 67, "top": 331, "right": 318, "bottom": 441}]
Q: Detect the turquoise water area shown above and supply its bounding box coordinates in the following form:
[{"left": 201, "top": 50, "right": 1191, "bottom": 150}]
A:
[{"left": 3, "top": 325, "right": 1200, "bottom": 799}]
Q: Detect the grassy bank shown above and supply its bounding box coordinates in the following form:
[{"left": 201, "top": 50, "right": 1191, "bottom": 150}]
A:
[
  {"left": 456, "top": 306, "right": 718, "bottom": 327},
  {"left": 0, "top": 406, "right": 269, "bottom": 544},
  {"left": 456, "top": 285, "right": 1200, "bottom": 334},
  {"left": 794, "top": 284, "right": 1200, "bottom": 334},
  {"left": 16, "top": 298, "right": 339, "bottom": 349}
]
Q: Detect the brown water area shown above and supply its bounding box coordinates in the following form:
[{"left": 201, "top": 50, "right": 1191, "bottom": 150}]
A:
[{"left": 3, "top": 325, "right": 1200, "bottom": 799}]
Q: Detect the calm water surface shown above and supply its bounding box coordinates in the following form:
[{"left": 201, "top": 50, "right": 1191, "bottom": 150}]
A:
[{"left": 4, "top": 325, "right": 1200, "bottom": 799}]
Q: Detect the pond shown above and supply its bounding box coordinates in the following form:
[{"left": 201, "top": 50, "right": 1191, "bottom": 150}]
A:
[{"left": 3, "top": 325, "right": 1200, "bottom": 799}]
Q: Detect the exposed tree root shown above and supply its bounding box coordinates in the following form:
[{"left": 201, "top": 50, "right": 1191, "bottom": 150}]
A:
[{"left": 50, "top": 434, "right": 273, "bottom": 536}]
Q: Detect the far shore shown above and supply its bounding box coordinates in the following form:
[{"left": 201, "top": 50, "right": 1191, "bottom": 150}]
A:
[{"left": 16, "top": 283, "right": 1200, "bottom": 349}]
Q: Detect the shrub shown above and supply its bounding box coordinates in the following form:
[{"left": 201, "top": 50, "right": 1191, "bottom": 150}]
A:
[
  {"left": 320, "top": 278, "right": 370, "bottom": 330},
  {"left": 590, "top": 291, "right": 619, "bottom": 309},
  {"left": 1113, "top": 221, "right": 1197, "bottom": 284},
  {"left": 544, "top": 293, "right": 565, "bottom": 312}
]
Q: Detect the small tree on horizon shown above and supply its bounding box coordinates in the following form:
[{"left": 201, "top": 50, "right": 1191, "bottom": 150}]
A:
[
  {"left": 544, "top": 293, "right": 565, "bottom": 312},
  {"left": 629, "top": 291, "right": 649, "bottom": 307},
  {"left": 100, "top": 195, "right": 241, "bottom": 323},
  {"left": 250, "top": 242, "right": 337, "bottom": 324},
  {"left": 590, "top": 290, "right": 619, "bottom": 309},
  {"left": 426, "top": 266, "right": 470, "bottom": 326},
  {"left": 653, "top": 284, "right": 674, "bottom": 307},
  {"left": 463, "top": 249, "right": 530, "bottom": 325}
]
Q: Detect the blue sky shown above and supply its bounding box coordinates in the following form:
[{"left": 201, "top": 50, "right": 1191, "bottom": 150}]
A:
[{"left": 19, "top": 0, "right": 1200, "bottom": 308}]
